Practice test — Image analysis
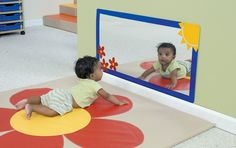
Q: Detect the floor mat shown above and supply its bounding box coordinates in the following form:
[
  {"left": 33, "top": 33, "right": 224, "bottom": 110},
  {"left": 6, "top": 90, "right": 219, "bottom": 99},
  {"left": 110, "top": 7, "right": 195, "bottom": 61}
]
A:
[{"left": 0, "top": 75, "right": 214, "bottom": 147}]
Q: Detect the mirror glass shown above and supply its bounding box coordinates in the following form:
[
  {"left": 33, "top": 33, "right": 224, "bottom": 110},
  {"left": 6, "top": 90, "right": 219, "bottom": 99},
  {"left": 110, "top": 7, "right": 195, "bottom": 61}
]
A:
[{"left": 96, "top": 9, "right": 200, "bottom": 103}]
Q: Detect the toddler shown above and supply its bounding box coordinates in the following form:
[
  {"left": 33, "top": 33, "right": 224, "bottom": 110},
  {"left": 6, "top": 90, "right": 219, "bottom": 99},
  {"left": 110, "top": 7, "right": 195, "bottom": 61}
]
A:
[
  {"left": 139, "top": 42, "right": 191, "bottom": 89},
  {"left": 15, "top": 56, "right": 128, "bottom": 119}
]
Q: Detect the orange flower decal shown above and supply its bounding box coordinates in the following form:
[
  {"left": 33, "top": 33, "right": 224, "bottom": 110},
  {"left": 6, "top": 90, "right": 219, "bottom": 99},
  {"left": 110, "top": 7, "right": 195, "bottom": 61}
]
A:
[
  {"left": 109, "top": 57, "right": 118, "bottom": 71},
  {"left": 97, "top": 45, "right": 106, "bottom": 58},
  {"left": 101, "top": 59, "right": 109, "bottom": 71}
]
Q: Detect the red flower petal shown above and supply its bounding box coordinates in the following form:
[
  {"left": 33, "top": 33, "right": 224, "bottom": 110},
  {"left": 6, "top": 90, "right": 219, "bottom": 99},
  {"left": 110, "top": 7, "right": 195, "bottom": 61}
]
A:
[
  {"left": 0, "top": 108, "right": 17, "bottom": 132},
  {"left": 85, "top": 95, "right": 132, "bottom": 117},
  {"left": 0, "top": 131, "right": 63, "bottom": 148},
  {"left": 10, "top": 88, "right": 52, "bottom": 105},
  {"left": 149, "top": 75, "right": 190, "bottom": 90},
  {"left": 113, "top": 66, "right": 117, "bottom": 71},
  {"left": 111, "top": 57, "right": 114, "bottom": 62},
  {"left": 65, "top": 119, "right": 144, "bottom": 148}
]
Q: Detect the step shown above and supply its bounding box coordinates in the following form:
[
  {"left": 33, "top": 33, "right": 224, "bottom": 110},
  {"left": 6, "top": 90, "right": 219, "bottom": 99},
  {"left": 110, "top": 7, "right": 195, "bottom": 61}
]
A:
[
  {"left": 43, "top": 14, "right": 77, "bottom": 33},
  {"left": 60, "top": 4, "right": 77, "bottom": 16}
]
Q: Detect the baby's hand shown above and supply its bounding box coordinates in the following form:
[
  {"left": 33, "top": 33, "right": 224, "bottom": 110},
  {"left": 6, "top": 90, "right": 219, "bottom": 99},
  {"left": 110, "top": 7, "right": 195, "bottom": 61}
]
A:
[
  {"left": 166, "top": 83, "right": 176, "bottom": 89},
  {"left": 118, "top": 100, "right": 129, "bottom": 106},
  {"left": 138, "top": 76, "right": 145, "bottom": 80}
]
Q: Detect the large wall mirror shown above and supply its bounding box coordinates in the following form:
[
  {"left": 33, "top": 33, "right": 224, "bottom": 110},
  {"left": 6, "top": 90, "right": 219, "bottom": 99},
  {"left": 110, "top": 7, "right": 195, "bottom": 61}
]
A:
[{"left": 96, "top": 9, "right": 200, "bottom": 103}]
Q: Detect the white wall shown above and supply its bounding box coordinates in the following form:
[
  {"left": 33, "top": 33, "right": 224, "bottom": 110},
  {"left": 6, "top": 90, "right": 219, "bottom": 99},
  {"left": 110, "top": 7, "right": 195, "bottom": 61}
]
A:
[{"left": 23, "top": 0, "right": 73, "bottom": 21}]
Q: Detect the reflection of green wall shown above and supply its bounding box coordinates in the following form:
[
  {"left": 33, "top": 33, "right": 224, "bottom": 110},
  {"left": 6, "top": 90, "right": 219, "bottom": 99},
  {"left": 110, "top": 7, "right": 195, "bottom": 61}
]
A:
[{"left": 77, "top": 0, "right": 236, "bottom": 118}]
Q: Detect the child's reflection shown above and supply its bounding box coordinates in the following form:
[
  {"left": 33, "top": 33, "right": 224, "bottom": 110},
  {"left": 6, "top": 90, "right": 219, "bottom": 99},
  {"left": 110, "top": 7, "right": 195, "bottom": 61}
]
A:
[{"left": 139, "top": 42, "right": 191, "bottom": 89}]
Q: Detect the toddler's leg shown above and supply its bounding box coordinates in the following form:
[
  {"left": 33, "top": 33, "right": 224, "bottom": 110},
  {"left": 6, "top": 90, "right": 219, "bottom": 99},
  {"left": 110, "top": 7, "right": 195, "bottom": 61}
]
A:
[
  {"left": 15, "top": 99, "right": 27, "bottom": 110},
  {"left": 27, "top": 96, "right": 41, "bottom": 104},
  {"left": 15, "top": 96, "right": 41, "bottom": 110},
  {"left": 25, "top": 104, "right": 33, "bottom": 119},
  {"left": 25, "top": 104, "right": 59, "bottom": 119}
]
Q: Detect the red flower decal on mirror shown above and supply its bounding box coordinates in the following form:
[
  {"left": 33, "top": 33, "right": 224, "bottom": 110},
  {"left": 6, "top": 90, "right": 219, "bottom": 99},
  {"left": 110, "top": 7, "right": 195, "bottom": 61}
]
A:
[
  {"left": 101, "top": 59, "right": 109, "bottom": 71},
  {"left": 109, "top": 57, "right": 118, "bottom": 71},
  {"left": 98, "top": 45, "right": 106, "bottom": 58}
]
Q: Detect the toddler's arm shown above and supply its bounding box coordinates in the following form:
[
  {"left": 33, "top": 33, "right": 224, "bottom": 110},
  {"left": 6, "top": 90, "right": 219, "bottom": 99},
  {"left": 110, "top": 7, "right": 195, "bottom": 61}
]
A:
[
  {"left": 97, "top": 89, "right": 128, "bottom": 105},
  {"left": 166, "top": 69, "right": 178, "bottom": 89},
  {"left": 138, "top": 66, "right": 155, "bottom": 80}
]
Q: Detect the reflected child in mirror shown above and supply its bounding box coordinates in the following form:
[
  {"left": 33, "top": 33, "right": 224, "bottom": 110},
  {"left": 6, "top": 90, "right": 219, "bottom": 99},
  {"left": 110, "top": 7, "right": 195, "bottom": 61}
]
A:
[
  {"left": 15, "top": 56, "right": 128, "bottom": 119},
  {"left": 139, "top": 42, "right": 191, "bottom": 89}
]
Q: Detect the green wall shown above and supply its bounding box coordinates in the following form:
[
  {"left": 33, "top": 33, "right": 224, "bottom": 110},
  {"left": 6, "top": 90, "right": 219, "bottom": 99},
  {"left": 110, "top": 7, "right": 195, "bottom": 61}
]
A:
[{"left": 77, "top": 0, "right": 236, "bottom": 118}]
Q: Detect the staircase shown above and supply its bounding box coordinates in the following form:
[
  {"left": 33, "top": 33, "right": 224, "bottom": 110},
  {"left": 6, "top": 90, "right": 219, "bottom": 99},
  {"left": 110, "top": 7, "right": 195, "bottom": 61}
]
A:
[{"left": 43, "top": 1, "right": 77, "bottom": 33}]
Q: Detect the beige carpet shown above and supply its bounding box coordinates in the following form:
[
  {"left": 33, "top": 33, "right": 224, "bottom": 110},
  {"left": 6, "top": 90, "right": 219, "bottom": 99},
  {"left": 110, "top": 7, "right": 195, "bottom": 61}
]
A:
[{"left": 0, "top": 75, "right": 214, "bottom": 147}]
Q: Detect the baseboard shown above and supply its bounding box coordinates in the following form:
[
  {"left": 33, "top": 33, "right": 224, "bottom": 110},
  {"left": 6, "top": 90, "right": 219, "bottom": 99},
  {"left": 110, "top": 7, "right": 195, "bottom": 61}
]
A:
[
  {"left": 102, "top": 73, "right": 236, "bottom": 135},
  {"left": 24, "top": 19, "right": 43, "bottom": 27}
]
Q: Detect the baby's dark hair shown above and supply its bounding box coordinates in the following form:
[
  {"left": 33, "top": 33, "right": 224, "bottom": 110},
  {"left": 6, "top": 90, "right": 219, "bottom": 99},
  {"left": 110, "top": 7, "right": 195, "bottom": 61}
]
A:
[
  {"left": 157, "top": 42, "right": 176, "bottom": 56},
  {"left": 74, "top": 56, "right": 99, "bottom": 79}
]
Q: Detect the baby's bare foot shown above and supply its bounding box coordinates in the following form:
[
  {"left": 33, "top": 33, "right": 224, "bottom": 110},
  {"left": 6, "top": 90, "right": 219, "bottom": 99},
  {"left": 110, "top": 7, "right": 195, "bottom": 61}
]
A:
[
  {"left": 25, "top": 104, "right": 32, "bottom": 120},
  {"left": 15, "top": 99, "right": 27, "bottom": 110}
]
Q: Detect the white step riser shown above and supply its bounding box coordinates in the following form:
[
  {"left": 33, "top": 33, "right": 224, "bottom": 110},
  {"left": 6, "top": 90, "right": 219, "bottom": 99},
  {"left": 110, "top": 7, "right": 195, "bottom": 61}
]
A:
[
  {"left": 43, "top": 16, "right": 77, "bottom": 33},
  {"left": 60, "top": 5, "right": 77, "bottom": 16}
]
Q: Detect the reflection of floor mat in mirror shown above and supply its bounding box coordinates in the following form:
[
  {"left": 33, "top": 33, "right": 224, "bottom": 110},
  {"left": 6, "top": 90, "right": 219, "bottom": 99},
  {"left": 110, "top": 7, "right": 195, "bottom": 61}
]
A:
[
  {"left": 0, "top": 76, "right": 214, "bottom": 147},
  {"left": 140, "top": 60, "right": 155, "bottom": 70},
  {"left": 149, "top": 75, "right": 190, "bottom": 90},
  {"left": 118, "top": 60, "right": 190, "bottom": 93}
]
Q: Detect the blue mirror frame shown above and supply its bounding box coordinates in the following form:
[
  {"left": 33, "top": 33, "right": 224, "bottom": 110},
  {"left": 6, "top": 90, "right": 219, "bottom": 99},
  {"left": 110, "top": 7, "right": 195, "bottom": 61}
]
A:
[{"left": 96, "top": 9, "right": 199, "bottom": 103}]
